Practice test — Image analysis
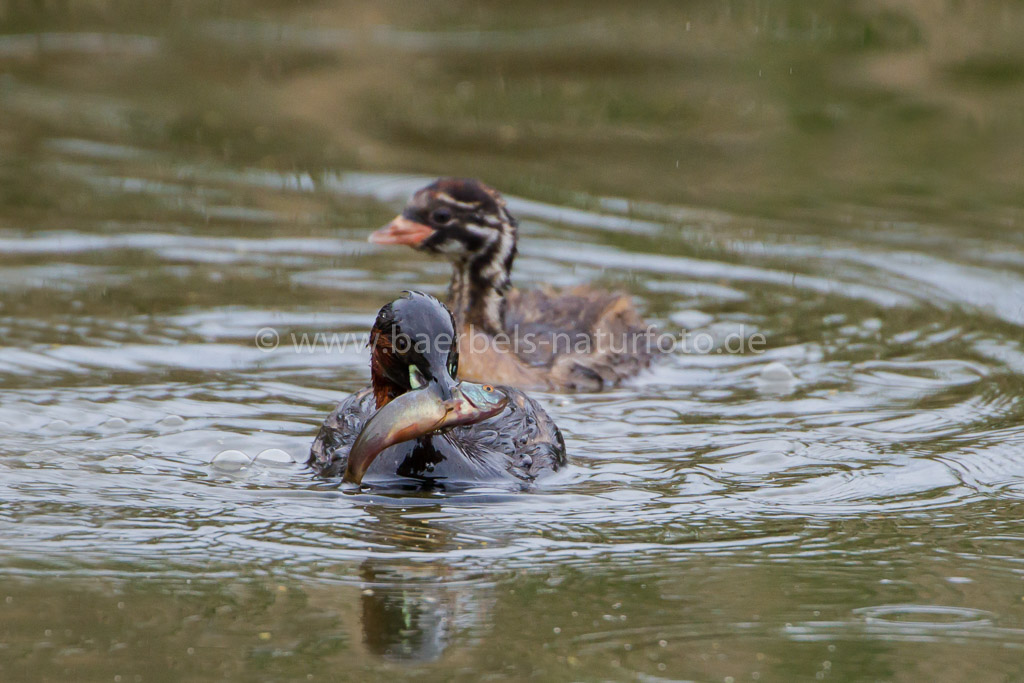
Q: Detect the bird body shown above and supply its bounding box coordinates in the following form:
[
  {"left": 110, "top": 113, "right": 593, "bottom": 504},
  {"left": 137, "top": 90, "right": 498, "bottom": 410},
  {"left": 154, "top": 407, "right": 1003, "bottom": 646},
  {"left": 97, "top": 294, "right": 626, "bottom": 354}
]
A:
[
  {"left": 370, "top": 178, "right": 659, "bottom": 391},
  {"left": 308, "top": 292, "right": 566, "bottom": 488},
  {"left": 310, "top": 385, "right": 565, "bottom": 487}
]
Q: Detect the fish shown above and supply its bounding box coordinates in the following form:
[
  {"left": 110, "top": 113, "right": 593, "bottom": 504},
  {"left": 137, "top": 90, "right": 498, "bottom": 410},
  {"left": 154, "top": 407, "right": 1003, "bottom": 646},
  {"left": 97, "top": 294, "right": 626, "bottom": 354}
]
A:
[{"left": 344, "top": 380, "right": 508, "bottom": 483}]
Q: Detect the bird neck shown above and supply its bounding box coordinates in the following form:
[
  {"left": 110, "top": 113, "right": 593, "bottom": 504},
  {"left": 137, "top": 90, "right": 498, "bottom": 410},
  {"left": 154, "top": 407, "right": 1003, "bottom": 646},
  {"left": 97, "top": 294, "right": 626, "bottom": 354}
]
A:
[
  {"left": 449, "top": 235, "right": 515, "bottom": 337},
  {"left": 370, "top": 353, "right": 405, "bottom": 410}
]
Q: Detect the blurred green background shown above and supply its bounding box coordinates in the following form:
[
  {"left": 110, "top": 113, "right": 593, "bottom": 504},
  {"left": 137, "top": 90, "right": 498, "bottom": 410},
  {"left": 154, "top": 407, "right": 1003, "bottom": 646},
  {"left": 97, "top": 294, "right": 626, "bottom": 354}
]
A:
[{"left": 3, "top": 0, "right": 1022, "bottom": 224}]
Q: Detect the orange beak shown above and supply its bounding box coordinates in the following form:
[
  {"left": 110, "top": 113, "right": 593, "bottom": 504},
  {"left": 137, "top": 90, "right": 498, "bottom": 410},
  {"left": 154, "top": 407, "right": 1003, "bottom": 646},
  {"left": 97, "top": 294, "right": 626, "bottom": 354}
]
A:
[{"left": 368, "top": 216, "right": 435, "bottom": 247}]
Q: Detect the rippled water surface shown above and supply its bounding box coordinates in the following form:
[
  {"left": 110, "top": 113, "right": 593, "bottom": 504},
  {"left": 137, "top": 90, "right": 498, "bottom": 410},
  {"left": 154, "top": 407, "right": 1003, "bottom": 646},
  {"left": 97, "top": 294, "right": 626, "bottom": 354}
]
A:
[{"left": 3, "top": 2, "right": 1024, "bottom": 681}]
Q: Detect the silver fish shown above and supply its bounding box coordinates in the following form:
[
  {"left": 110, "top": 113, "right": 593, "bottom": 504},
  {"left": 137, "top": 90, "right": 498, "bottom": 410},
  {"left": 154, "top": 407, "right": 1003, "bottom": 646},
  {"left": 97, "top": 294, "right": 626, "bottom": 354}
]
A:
[{"left": 344, "top": 381, "right": 508, "bottom": 483}]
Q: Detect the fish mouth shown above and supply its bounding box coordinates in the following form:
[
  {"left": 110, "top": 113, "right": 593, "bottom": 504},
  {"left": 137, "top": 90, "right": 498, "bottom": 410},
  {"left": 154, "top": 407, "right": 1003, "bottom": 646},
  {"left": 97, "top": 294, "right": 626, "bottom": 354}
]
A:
[
  {"left": 344, "top": 381, "right": 508, "bottom": 484},
  {"left": 368, "top": 216, "right": 435, "bottom": 247}
]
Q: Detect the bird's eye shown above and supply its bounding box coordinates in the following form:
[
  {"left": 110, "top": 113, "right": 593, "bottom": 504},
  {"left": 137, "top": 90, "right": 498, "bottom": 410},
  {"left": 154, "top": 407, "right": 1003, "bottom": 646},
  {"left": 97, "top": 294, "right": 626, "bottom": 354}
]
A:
[
  {"left": 409, "top": 366, "right": 426, "bottom": 389},
  {"left": 448, "top": 362, "right": 457, "bottom": 377},
  {"left": 431, "top": 208, "right": 453, "bottom": 224}
]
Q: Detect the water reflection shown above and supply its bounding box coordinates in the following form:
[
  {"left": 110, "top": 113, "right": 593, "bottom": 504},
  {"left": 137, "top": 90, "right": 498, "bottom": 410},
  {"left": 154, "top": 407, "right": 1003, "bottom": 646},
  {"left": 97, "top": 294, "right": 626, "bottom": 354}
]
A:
[{"left": 359, "top": 559, "right": 487, "bottom": 662}]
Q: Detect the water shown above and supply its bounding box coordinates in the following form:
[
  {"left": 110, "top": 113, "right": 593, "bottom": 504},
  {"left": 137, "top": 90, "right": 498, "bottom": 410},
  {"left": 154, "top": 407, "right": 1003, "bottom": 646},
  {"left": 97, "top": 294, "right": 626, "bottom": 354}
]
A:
[{"left": 3, "top": 2, "right": 1024, "bottom": 681}]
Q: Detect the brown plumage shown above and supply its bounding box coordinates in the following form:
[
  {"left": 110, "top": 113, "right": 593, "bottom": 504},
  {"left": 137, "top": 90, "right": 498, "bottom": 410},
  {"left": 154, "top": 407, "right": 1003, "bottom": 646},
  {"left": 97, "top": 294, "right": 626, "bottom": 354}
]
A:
[{"left": 370, "top": 178, "right": 660, "bottom": 391}]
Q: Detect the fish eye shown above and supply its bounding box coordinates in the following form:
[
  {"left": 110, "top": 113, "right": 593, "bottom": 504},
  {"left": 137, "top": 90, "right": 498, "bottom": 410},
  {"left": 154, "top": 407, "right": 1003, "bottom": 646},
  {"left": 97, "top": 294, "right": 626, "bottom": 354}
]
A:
[
  {"left": 431, "top": 208, "right": 453, "bottom": 225},
  {"left": 483, "top": 385, "right": 493, "bottom": 392}
]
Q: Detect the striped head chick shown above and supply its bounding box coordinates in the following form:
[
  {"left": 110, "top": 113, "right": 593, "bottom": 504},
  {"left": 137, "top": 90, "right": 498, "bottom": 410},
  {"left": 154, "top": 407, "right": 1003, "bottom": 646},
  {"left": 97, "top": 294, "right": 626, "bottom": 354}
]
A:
[{"left": 370, "top": 178, "right": 518, "bottom": 335}]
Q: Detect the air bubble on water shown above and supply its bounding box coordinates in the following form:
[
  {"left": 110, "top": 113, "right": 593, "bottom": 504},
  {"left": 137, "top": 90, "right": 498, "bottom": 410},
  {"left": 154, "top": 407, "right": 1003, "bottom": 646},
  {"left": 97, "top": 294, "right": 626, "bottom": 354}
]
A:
[
  {"left": 103, "top": 454, "right": 141, "bottom": 467},
  {"left": 160, "top": 415, "right": 186, "bottom": 429},
  {"left": 254, "top": 448, "right": 296, "bottom": 467},
  {"left": 102, "top": 417, "right": 129, "bottom": 432},
  {"left": 760, "top": 362, "right": 795, "bottom": 382},
  {"left": 211, "top": 450, "right": 251, "bottom": 471},
  {"left": 45, "top": 420, "right": 72, "bottom": 433},
  {"left": 757, "top": 361, "right": 797, "bottom": 395}
]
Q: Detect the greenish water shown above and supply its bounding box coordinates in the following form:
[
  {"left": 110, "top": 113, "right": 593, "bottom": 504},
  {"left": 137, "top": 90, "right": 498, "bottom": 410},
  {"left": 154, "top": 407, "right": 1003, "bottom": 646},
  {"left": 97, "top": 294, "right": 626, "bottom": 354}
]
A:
[{"left": 3, "top": 2, "right": 1024, "bottom": 681}]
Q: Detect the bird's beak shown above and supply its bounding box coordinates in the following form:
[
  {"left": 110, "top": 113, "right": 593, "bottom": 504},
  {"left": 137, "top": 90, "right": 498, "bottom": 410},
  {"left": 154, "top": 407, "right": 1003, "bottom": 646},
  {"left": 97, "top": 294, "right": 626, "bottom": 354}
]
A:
[
  {"left": 368, "top": 215, "right": 435, "bottom": 247},
  {"left": 344, "top": 381, "right": 508, "bottom": 484}
]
